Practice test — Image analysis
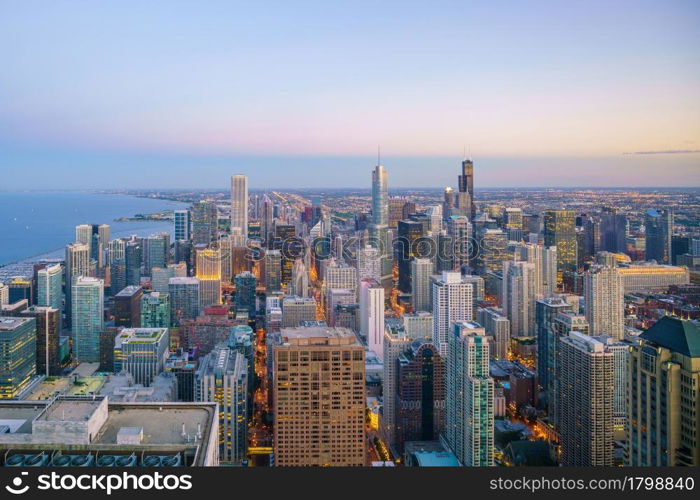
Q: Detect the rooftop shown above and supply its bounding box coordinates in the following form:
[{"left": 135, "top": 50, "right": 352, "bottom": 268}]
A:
[
  {"left": 280, "top": 326, "right": 360, "bottom": 346},
  {"left": 641, "top": 316, "right": 700, "bottom": 357}
]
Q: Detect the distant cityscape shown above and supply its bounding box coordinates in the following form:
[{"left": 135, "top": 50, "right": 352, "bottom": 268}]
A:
[{"left": 1, "top": 158, "right": 699, "bottom": 467}]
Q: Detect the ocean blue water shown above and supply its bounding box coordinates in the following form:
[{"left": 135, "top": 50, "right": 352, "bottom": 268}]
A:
[{"left": 0, "top": 192, "right": 188, "bottom": 266}]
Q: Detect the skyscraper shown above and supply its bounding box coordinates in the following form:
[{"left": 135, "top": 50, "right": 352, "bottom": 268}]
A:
[
  {"left": 478, "top": 307, "right": 510, "bottom": 360},
  {"left": 502, "top": 260, "right": 537, "bottom": 338},
  {"left": 0, "top": 316, "right": 36, "bottom": 399},
  {"left": 357, "top": 244, "right": 381, "bottom": 282},
  {"left": 281, "top": 296, "right": 317, "bottom": 328},
  {"left": 114, "top": 285, "right": 143, "bottom": 328},
  {"left": 445, "top": 321, "right": 494, "bottom": 466},
  {"left": 20, "top": 306, "right": 60, "bottom": 377},
  {"left": 114, "top": 327, "right": 169, "bottom": 386},
  {"left": 544, "top": 209, "right": 577, "bottom": 281},
  {"left": 397, "top": 219, "right": 425, "bottom": 293},
  {"left": 234, "top": 271, "right": 257, "bottom": 317},
  {"left": 169, "top": 277, "right": 201, "bottom": 324},
  {"left": 370, "top": 163, "right": 390, "bottom": 278},
  {"left": 72, "top": 276, "right": 104, "bottom": 363},
  {"left": 645, "top": 208, "right": 673, "bottom": 264},
  {"left": 141, "top": 292, "right": 171, "bottom": 328},
  {"left": 230, "top": 174, "right": 249, "bottom": 239},
  {"left": 411, "top": 258, "right": 432, "bottom": 312},
  {"left": 37, "top": 263, "right": 63, "bottom": 312},
  {"left": 273, "top": 326, "right": 366, "bottom": 466},
  {"left": 196, "top": 247, "right": 222, "bottom": 310},
  {"left": 457, "top": 157, "right": 475, "bottom": 220},
  {"left": 431, "top": 271, "right": 474, "bottom": 357},
  {"left": 360, "top": 279, "right": 384, "bottom": 358},
  {"left": 191, "top": 200, "right": 218, "bottom": 245},
  {"left": 264, "top": 249, "right": 282, "bottom": 292},
  {"left": 558, "top": 331, "right": 614, "bottom": 466},
  {"left": 627, "top": 317, "right": 700, "bottom": 466},
  {"left": 65, "top": 242, "right": 90, "bottom": 326},
  {"left": 174, "top": 209, "right": 191, "bottom": 241},
  {"left": 381, "top": 327, "right": 411, "bottom": 452},
  {"left": 196, "top": 344, "right": 248, "bottom": 464},
  {"left": 290, "top": 258, "right": 309, "bottom": 298},
  {"left": 584, "top": 265, "right": 624, "bottom": 340}
]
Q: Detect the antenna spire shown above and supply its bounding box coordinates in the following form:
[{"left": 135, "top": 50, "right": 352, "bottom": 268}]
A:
[{"left": 377, "top": 145, "right": 381, "bottom": 166}]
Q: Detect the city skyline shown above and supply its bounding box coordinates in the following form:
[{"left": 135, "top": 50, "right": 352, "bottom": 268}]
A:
[{"left": 1, "top": 1, "right": 699, "bottom": 189}]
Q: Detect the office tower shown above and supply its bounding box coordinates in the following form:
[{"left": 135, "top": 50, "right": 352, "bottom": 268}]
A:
[
  {"left": 273, "top": 327, "right": 365, "bottom": 466},
  {"left": 382, "top": 327, "right": 411, "bottom": 451},
  {"left": 395, "top": 340, "right": 445, "bottom": 451},
  {"left": 169, "top": 277, "right": 201, "bottom": 324},
  {"left": 264, "top": 249, "right": 282, "bottom": 292},
  {"left": 627, "top": 317, "right": 699, "bottom": 466},
  {"left": 435, "top": 232, "right": 454, "bottom": 272},
  {"left": 504, "top": 207, "right": 523, "bottom": 230},
  {"left": 558, "top": 332, "right": 614, "bottom": 466},
  {"left": 442, "top": 187, "right": 454, "bottom": 220},
  {"left": 7, "top": 278, "right": 32, "bottom": 305},
  {"left": 196, "top": 247, "right": 222, "bottom": 310},
  {"left": 191, "top": 200, "right": 218, "bottom": 245},
  {"left": 411, "top": 258, "right": 432, "bottom": 312},
  {"left": 273, "top": 224, "right": 297, "bottom": 283},
  {"left": 327, "top": 288, "right": 355, "bottom": 327},
  {"left": 151, "top": 262, "right": 187, "bottom": 293},
  {"left": 290, "top": 258, "right": 309, "bottom": 298},
  {"left": 114, "top": 285, "right": 143, "bottom": 328},
  {"left": 431, "top": 271, "right": 473, "bottom": 357},
  {"left": 594, "top": 336, "right": 629, "bottom": 431},
  {"left": 196, "top": 344, "right": 248, "bottom": 464},
  {"left": 108, "top": 238, "right": 126, "bottom": 265},
  {"left": 517, "top": 242, "right": 553, "bottom": 297},
  {"left": 544, "top": 209, "right": 577, "bottom": 280},
  {"left": 36, "top": 263, "right": 62, "bottom": 312},
  {"left": 541, "top": 245, "right": 558, "bottom": 294},
  {"left": 457, "top": 157, "right": 475, "bottom": 220},
  {"left": 71, "top": 276, "right": 104, "bottom": 363},
  {"left": 502, "top": 260, "right": 537, "bottom": 338},
  {"left": 445, "top": 321, "right": 494, "bottom": 466},
  {"left": 0, "top": 284, "right": 7, "bottom": 306},
  {"left": 114, "top": 328, "right": 169, "bottom": 386},
  {"left": 99, "top": 327, "right": 119, "bottom": 372},
  {"left": 461, "top": 274, "right": 485, "bottom": 312},
  {"left": 584, "top": 265, "right": 624, "bottom": 340},
  {"left": 259, "top": 193, "right": 274, "bottom": 243},
  {"left": 65, "top": 242, "right": 90, "bottom": 325},
  {"left": 600, "top": 207, "right": 627, "bottom": 253},
  {"left": 397, "top": 220, "right": 425, "bottom": 293},
  {"left": 324, "top": 261, "right": 358, "bottom": 296},
  {"left": 174, "top": 239, "right": 193, "bottom": 272},
  {"left": 174, "top": 209, "right": 191, "bottom": 241},
  {"left": 76, "top": 224, "right": 109, "bottom": 272},
  {"left": 109, "top": 258, "right": 127, "bottom": 297},
  {"left": 535, "top": 296, "right": 572, "bottom": 401},
  {"left": 217, "top": 234, "right": 233, "bottom": 283},
  {"left": 357, "top": 244, "right": 381, "bottom": 282},
  {"left": 281, "top": 296, "right": 317, "bottom": 328},
  {"left": 230, "top": 174, "right": 248, "bottom": 239},
  {"left": 234, "top": 271, "right": 257, "bottom": 317},
  {"left": 141, "top": 292, "right": 171, "bottom": 328},
  {"left": 75, "top": 224, "right": 91, "bottom": 248},
  {"left": 426, "top": 205, "right": 443, "bottom": 234},
  {"left": 0, "top": 316, "right": 36, "bottom": 399},
  {"left": 645, "top": 208, "right": 673, "bottom": 264},
  {"left": 369, "top": 164, "right": 391, "bottom": 277},
  {"left": 447, "top": 215, "right": 472, "bottom": 273},
  {"left": 360, "top": 279, "right": 384, "bottom": 358},
  {"left": 125, "top": 240, "right": 143, "bottom": 287},
  {"left": 145, "top": 233, "right": 169, "bottom": 273},
  {"left": 474, "top": 228, "right": 509, "bottom": 275},
  {"left": 478, "top": 307, "right": 510, "bottom": 360}
]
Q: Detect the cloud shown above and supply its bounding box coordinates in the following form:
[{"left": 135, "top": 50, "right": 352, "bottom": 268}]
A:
[{"left": 623, "top": 149, "right": 700, "bottom": 155}]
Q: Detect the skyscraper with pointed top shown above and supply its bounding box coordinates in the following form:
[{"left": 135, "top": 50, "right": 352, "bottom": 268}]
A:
[
  {"left": 457, "top": 156, "right": 475, "bottom": 220},
  {"left": 370, "top": 157, "right": 391, "bottom": 279}
]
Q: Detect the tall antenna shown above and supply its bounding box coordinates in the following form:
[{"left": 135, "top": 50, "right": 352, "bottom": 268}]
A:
[{"left": 377, "top": 145, "right": 381, "bottom": 166}]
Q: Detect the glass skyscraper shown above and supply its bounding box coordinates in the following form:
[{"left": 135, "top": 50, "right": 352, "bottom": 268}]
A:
[{"left": 71, "top": 276, "right": 104, "bottom": 363}]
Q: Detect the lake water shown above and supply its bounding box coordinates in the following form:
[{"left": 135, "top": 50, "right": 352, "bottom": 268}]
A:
[{"left": 0, "top": 192, "right": 188, "bottom": 267}]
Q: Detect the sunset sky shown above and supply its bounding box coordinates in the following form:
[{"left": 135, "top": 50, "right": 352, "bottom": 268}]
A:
[{"left": 1, "top": 0, "right": 698, "bottom": 188}]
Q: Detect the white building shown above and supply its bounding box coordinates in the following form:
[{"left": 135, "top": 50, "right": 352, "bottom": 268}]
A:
[
  {"left": 584, "top": 265, "right": 625, "bottom": 340},
  {"left": 230, "top": 174, "right": 248, "bottom": 239},
  {"left": 431, "top": 271, "right": 473, "bottom": 357},
  {"left": 360, "top": 279, "right": 385, "bottom": 359}
]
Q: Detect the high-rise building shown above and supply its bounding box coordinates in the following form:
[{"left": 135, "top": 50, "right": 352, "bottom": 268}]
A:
[
  {"left": 0, "top": 284, "right": 8, "bottom": 306},
  {"left": 445, "top": 321, "right": 494, "bottom": 466},
  {"left": 230, "top": 174, "right": 249, "bottom": 239},
  {"left": 191, "top": 200, "right": 218, "bottom": 245},
  {"left": 290, "top": 258, "right": 309, "bottom": 298},
  {"left": 114, "top": 327, "right": 169, "bottom": 386},
  {"left": 502, "top": 260, "right": 537, "bottom": 338},
  {"left": 457, "top": 157, "right": 475, "bottom": 220},
  {"left": 151, "top": 262, "right": 187, "bottom": 294},
  {"left": 397, "top": 219, "right": 425, "bottom": 293},
  {"left": 36, "top": 263, "right": 63, "bottom": 312},
  {"left": 264, "top": 249, "right": 282, "bottom": 292},
  {"left": 0, "top": 316, "right": 36, "bottom": 399},
  {"left": 381, "top": 327, "right": 411, "bottom": 452},
  {"left": 360, "top": 279, "right": 384, "bottom": 358},
  {"left": 233, "top": 271, "right": 257, "bottom": 317},
  {"left": 395, "top": 340, "right": 445, "bottom": 451},
  {"left": 169, "top": 277, "right": 200, "bottom": 324},
  {"left": 447, "top": 215, "right": 472, "bottom": 273},
  {"left": 71, "top": 276, "right": 104, "bottom": 363},
  {"left": 645, "top": 208, "right": 673, "bottom": 264},
  {"left": 145, "top": 233, "right": 169, "bottom": 274},
  {"left": 535, "top": 296, "right": 572, "bottom": 400},
  {"left": 65, "top": 242, "right": 90, "bottom": 325},
  {"left": 125, "top": 240, "right": 143, "bottom": 287},
  {"left": 196, "top": 344, "right": 248, "bottom": 464},
  {"left": 474, "top": 228, "right": 509, "bottom": 275},
  {"left": 600, "top": 207, "right": 627, "bottom": 254},
  {"left": 114, "top": 285, "right": 143, "bottom": 328},
  {"left": 411, "top": 258, "right": 432, "bottom": 312},
  {"left": 558, "top": 331, "right": 614, "bottom": 466},
  {"left": 478, "top": 307, "right": 510, "bottom": 360},
  {"left": 544, "top": 209, "right": 577, "bottom": 281},
  {"left": 584, "top": 265, "right": 624, "bottom": 340},
  {"left": 141, "top": 292, "right": 171, "bottom": 328},
  {"left": 369, "top": 164, "right": 391, "bottom": 278},
  {"left": 174, "top": 209, "right": 191, "bottom": 241},
  {"left": 431, "top": 271, "right": 473, "bottom": 357},
  {"left": 272, "top": 327, "right": 366, "bottom": 466},
  {"left": 196, "top": 247, "right": 222, "bottom": 310},
  {"left": 281, "top": 296, "right": 317, "bottom": 328},
  {"left": 627, "top": 317, "right": 700, "bottom": 466},
  {"left": 357, "top": 244, "right": 381, "bottom": 282},
  {"left": 20, "top": 306, "right": 60, "bottom": 377},
  {"left": 402, "top": 311, "right": 434, "bottom": 341}
]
